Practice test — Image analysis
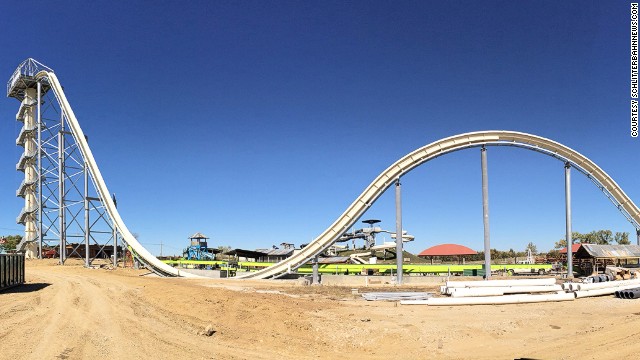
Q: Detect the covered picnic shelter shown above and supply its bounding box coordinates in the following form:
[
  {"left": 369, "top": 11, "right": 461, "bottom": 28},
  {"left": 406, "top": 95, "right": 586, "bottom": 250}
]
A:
[{"left": 418, "top": 243, "right": 477, "bottom": 264}]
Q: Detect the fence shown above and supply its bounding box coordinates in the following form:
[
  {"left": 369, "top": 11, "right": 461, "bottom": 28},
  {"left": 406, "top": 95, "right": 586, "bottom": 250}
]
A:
[{"left": 0, "top": 253, "right": 25, "bottom": 290}]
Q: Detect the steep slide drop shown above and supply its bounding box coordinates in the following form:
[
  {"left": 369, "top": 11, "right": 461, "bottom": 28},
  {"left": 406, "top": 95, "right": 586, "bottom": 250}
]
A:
[
  {"left": 36, "top": 70, "right": 198, "bottom": 278},
  {"left": 237, "top": 131, "right": 640, "bottom": 279}
]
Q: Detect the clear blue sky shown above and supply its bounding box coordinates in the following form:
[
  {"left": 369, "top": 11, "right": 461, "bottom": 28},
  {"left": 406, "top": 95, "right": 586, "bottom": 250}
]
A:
[{"left": 1, "top": 1, "right": 637, "bottom": 256}]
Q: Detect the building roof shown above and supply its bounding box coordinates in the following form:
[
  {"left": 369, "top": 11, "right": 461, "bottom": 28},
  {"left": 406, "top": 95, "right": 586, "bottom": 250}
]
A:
[
  {"left": 559, "top": 243, "right": 582, "bottom": 254},
  {"left": 255, "top": 248, "right": 295, "bottom": 257},
  {"left": 418, "top": 244, "right": 477, "bottom": 256},
  {"left": 576, "top": 244, "right": 640, "bottom": 258},
  {"left": 189, "top": 232, "right": 209, "bottom": 239}
]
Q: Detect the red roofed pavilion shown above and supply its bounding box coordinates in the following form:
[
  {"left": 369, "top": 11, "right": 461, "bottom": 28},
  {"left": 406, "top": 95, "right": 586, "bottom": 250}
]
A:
[
  {"left": 418, "top": 244, "right": 478, "bottom": 264},
  {"left": 559, "top": 243, "right": 581, "bottom": 254}
]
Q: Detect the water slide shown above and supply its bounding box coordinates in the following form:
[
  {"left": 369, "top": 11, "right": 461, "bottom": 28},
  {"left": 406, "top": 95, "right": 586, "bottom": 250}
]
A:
[
  {"left": 39, "top": 71, "right": 199, "bottom": 278},
  {"left": 237, "top": 131, "right": 640, "bottom": 279},
  {"left": 25, "top": 67, "right": 640, "bottom": 279}
]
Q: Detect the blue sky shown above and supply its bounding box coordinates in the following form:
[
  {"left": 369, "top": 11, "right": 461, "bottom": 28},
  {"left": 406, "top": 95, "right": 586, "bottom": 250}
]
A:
[{"left": 1, "top": 1, "right": 637, "bottom": 256}]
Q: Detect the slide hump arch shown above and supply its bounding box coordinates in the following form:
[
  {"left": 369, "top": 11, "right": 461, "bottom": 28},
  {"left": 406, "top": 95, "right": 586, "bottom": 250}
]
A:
[{"left": 238, "top": 131, "right": 640, "bottom": 279}]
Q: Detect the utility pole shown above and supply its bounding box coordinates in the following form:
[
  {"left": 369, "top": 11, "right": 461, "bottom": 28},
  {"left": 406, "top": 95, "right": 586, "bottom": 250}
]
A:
[
  {"left": 481, "top": 146, "right": 491, "bottom": 279},
  {"left": 565, "top": 163, "right": 573, "bottom": 279},
  {"left": 395, "top": 178, "right": 403, "bottom": 285}
]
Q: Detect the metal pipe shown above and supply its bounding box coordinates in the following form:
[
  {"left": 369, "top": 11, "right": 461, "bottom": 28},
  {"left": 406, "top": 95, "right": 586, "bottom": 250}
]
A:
[
  {"left": 450, "top": 285, "right": 563, "bottom": 298},
  {"left": 565, "top": 162, "right": 573, "bottom": 278},
  {"left": 395, "top": 178, "right": 403, "bottom": 285},
  {"left": 84, "top": 162, "right": 89, "bottom": 267},
  {"left": 481, "top": 147, "right": 491, "bottom": 279},
  {"left": 445, "top": 278, "right": 556, "bottom": 288},
  {"left": 113, "top": 227, "right": 118, "bottom": 268},
  {"left": 574, "top": 283, "right": 640, "bottom": 298},
  {"left": 450, "top": 287, "right": 504, "bottom": 297},
  {"left": 312, "top": 255, "right": 319, "bottom": 285},
  {"left": 402, "top": 292, "right": 575, "bottom": 306},
  {"left": 58, "top": 125, "right": 65, "bottom": 264},
  {"left": 575, "top": 278, "right": 640, "bottom": 291},
  {"left": 37, "top": 81, "right": 42, "bottom": 259},
  {"left": 637, "top": 229, "right": 640, "bottom": 246},
  {"left": 112, "top": 193, "right": 118, "bottom": 268},
  {"left": 500, "top": 285, "right": 563, "bottom": 294}
]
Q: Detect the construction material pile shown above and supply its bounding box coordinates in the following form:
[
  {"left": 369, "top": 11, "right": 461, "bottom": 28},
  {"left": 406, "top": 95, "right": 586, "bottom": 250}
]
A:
[
  {"left": 561, "top": 268, "right": 640, "bottom": 299},
  {"left": 402, "top": 278, "right": 570, "bottom": 306},
  {"left": 604, "top": 266, "right": 636, "bottom": 281},
  {"left": 615, "top": 288, "right": 640, "bottom": 299},
  {"left": 401, "top": 273, "right": 640, "bottom": 306}
]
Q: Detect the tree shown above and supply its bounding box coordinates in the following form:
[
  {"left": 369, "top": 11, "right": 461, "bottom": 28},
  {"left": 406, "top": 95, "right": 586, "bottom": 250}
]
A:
[
  {"left": 0, "top": 235, "right": 22, "bottom": 252},
  {"left": 525, "top": 242, "right": 537, "bottom": 255},
  {"left": 614, "top": 232, "right": 631, "bottom": 245},
  {"left": 554, "top": 232, "right": 585, "bottom": 249},
  {"left": 593, "top": 230, "right": 613, "bottom": 245},
  {"left": 556, "top": 229, "right": 631, "bottom": 248},
  {"left": 547, "top": 249, "right": 560, "bottom": 260}
]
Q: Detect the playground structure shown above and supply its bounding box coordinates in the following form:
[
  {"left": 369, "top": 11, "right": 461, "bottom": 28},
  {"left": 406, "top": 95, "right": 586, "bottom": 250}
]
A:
[
  {"left": 7, "top": 58, "right": 640, "bottom": 280},
  {"left": 183, "top": 233, "right": 217, "bottom": 261}
]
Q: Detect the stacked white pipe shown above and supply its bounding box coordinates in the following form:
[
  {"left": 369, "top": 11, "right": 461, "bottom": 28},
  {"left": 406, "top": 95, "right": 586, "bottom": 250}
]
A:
[
  {"left": 403, "top": 278, "right": 570, "bottom": 306},
  {"left": 564, "top": 278, "right": 640, "bottom": 298}
]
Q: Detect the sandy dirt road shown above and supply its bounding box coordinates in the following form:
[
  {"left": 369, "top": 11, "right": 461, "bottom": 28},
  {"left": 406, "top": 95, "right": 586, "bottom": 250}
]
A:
[{"left": 2, "top": 260, "right": 640, "bottom": 359}]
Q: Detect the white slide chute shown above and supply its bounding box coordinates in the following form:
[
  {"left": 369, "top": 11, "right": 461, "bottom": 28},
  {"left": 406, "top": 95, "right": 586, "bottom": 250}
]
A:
[
  {"left": 14, "top": 61, "right": 638, "bottom": 279},
  {"left": 40, "top": 71, "right": 198, "bottom": 278},
  {"left": 238, "top": 131, "right": 640, "bottom": 279}
]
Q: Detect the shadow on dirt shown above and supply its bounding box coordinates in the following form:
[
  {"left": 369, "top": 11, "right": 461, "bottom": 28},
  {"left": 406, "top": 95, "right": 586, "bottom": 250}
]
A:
[{"left": 0, "top": 282, "right": 51, "bottom": 294}]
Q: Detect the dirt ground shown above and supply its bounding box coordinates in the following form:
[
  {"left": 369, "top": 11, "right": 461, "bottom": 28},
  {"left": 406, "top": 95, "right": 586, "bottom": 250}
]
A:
[{"left": 1, "top": 260, "right": 640, "bottom": 360}]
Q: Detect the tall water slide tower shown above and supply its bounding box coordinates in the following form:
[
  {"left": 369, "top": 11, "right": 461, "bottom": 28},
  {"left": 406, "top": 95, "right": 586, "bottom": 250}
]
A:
[{"left": 8, "top": 59, "right": 119, "bottom": 265}]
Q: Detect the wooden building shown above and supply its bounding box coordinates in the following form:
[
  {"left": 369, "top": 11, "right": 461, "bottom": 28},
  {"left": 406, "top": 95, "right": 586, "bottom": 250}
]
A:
[{"left": 573, "top": 244, "right": 640, "bottom": 275}]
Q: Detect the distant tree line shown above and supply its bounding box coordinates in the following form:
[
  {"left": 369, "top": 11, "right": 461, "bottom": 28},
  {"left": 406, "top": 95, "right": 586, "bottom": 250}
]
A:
[
  {"left": 554, "top": 230, "right": 630, "bottom": 249},
  {"left": 436, "top": 229, "right": 632, "bottom": 264}
]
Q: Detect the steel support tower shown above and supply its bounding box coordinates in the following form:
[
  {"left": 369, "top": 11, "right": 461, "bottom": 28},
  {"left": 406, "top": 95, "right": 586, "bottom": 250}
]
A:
[{"left": 8, "top": 59, "right": 119, "bottom": 266}]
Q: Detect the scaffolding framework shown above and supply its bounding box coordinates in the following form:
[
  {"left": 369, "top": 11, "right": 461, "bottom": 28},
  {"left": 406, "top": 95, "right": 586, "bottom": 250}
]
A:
[{"left": 8, "top": 58, "right": 120, "bottom": 266}]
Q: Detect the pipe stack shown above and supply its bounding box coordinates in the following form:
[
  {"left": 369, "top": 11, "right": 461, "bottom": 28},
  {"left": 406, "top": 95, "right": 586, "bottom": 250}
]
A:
[
  {"left": 615, "top": 288, "right": 640, "bottom": 299},
  {"left": 403, "top": 278, "right": 568, "bottom": 306},
  {"left": 402, "top": 277, "right": 640, "bottom": 306},
  {"left": 571, "top": 278, "right": 640, "bottom": 299},
  {"left": 441, "top": 278, "right": 560, "bottom": 296}
]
